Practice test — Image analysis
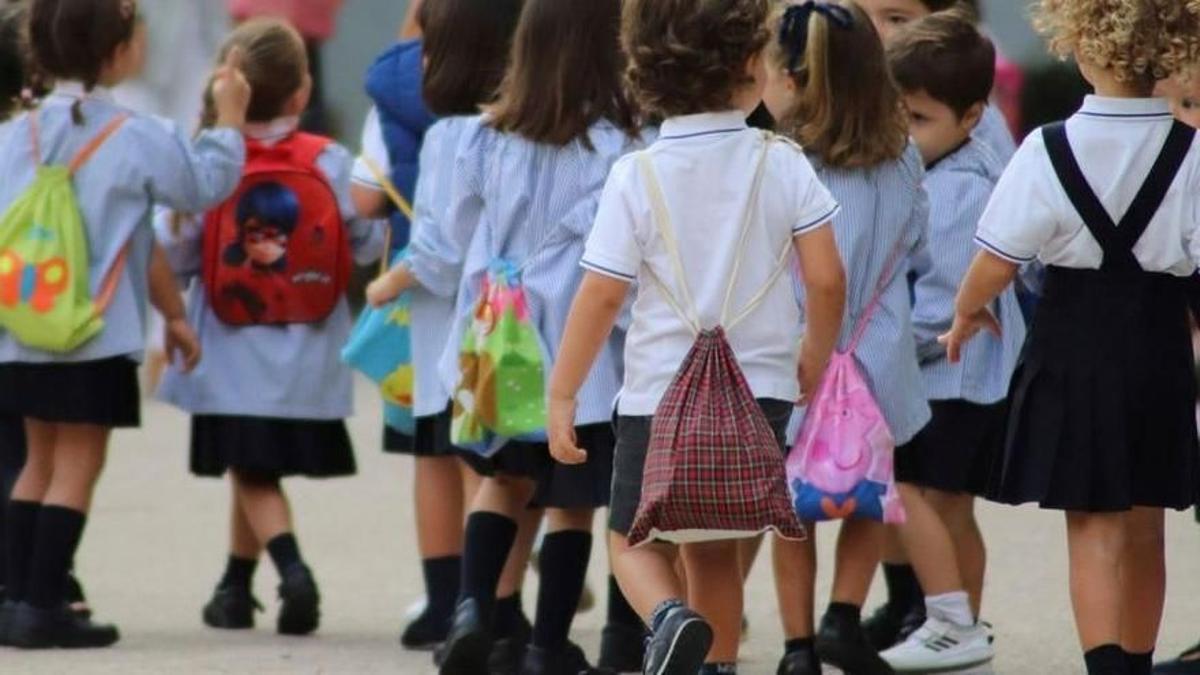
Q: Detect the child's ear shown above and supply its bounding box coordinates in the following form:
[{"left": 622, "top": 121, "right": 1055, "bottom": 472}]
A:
[{"left": 960, "top": 101, "right": 985, "bottom": 133}]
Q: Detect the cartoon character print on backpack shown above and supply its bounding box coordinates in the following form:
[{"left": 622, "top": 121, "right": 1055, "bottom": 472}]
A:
[{"left": 203, "top": 133, "right": 351, "bottom": 326}]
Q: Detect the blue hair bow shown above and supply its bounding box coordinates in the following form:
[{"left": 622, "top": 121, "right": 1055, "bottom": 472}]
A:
[{"left": 779, "top": 1, "right": 855, "bottom": 72}]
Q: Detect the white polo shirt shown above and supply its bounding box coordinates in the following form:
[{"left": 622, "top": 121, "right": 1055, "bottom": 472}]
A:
[
  {"left": 975, "top": 96, "right": 1200, "bottom": 276},
  {"left": 582, "top": 111, "right": 840, "bottom": 416}
]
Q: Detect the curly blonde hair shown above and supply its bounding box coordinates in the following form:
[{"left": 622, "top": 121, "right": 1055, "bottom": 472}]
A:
[{"left": 1035, "top": 0, "right": 1200, "bottom": 83}]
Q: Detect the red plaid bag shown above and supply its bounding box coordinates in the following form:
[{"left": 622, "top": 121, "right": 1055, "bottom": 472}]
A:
[{"left": 627, "top": 134, "right": 806, "bottom": 546}]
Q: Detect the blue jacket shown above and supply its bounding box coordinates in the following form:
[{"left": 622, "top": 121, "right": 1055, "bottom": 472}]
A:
[{"left": 365, "top": 39, "right": 436, "bottom": 251}]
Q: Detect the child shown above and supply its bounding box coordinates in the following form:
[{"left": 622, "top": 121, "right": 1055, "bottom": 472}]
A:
[
  {"left": 156, "top": 19, "right": 381, "bottom": 638},
  {"left": 368, "top": 1, "right": 641, "bottom": 672},
  {"left": 0, "top": 0, "right": 247, "bottom": 649},
  {"left": 759, "top": 3, "right": 931, "bottom": 673},
  {"left": 351, "top": 0, "right": 525, "bottom": 654},
  {"left": 874, "top": 11, "right": 1025, "bottom": 672},
  {"left": 941, "top": 1, "right": 1200, "bottom": 673},
  {"left": 855, "top": 0, "right": 1016, "bottom": 162},
  {"left": 548, "top": 0, "right": 847, "bottom": 672}
]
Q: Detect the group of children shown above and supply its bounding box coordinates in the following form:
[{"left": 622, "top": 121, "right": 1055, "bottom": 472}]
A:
[{"left": 0, "top": 1, "right": 1198, "bottom": 675}]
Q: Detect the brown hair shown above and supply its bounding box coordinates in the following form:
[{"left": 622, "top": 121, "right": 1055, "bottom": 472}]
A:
[
  {"left": 1035, "top": 0, "right": 1200, "bottom": 85},
  {"left": 489, "top": 0, "right": 637, "bottom": 147},
  {"left": 623, "top": 0, "right": 770, "bottom": 119},
  {"left": 0, "top": 2, "right": 28, "bottom": 118},
  {"left": 419, "top": 0, "right": 522, "bottom": 117},
  {"left": 769, "top": 1, "right": 907, "bottom": 169},
  {"left": 887, "top": 8, "right": 995, "bottom": 118},
  {"left": 28, "top": 0, "right": 137, "bottom": 122},
  {"left": 204, "top": 18, "right": 308, "bottom": 126}
]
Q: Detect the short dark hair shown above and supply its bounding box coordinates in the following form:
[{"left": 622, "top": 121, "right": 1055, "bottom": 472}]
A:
[
  {"left": 419, "top": 0, "right": 522, "bottom": 117},
  {"left": 28, "top": 0, "right": 136, "bottom": 92},
  {"left": 887, "top": 8, "right": 995, "bottom": 118},
  {"left": 489, "top": 0, "right": 638, "bottom": 147},
  {"left": 0, "top": 3, "right": 28, "bottom": 117},
  {"left": 622, "top": 0, "right": 770, "bottom": 118}
]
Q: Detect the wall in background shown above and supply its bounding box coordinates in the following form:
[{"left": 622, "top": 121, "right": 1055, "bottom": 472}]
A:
[{"left": 322, "top": 0, "right": 411, "bottom": 145}]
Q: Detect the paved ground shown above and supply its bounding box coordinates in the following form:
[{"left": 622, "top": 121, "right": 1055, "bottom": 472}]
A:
[{"left": 7, "top": 379, "right": 1200, "bottom": 674}]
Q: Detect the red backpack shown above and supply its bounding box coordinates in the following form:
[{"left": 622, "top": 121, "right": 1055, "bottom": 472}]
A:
[{"left": 203, "top": 133, "right": 350, "bottom": 326}]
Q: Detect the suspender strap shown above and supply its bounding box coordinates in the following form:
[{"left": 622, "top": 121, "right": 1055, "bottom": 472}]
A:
[{"left": 1044, "top": 120, "right": 1196, "bottom": 272}]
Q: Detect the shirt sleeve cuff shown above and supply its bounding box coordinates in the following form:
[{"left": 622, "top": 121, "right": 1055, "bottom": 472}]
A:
[
  {"left": 793, "top": 203, "right": 840, "bottom": 235},
  {"left": 973, "top": 235, "right": 1036, "bottom": 264},
  {"left": 581, "top": 258, "right": 637, "bottom": 282}
]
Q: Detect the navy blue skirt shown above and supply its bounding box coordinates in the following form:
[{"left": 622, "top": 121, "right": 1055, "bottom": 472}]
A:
[
  {"left": 0, "top": 357, "right": 140, "bottom": 428},
  {"left": 191, "top": 415, "right": 356, "bottom": 480}
]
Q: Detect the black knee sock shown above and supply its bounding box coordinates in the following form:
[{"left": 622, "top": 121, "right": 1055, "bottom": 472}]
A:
[
  {"left": 785, "top": 636, "right": 816, "bottom": 658},
  {"left": 493, "top": 592, "right": 525, "bottom": 638},
  {"left": 533, "top": 530, "right": 593, "bottom": 650},
  {"left": 460, "top": 512, "right": 518, "bottom": 626},
  {"left": 219, "top": 555, "right": 259, "bottom": 590},
  {"left": 27, "top": 505, "right": 86, "bottom": 609},
  {"left": 3, "top": 500, "right": 37, "bottom": 603},
  {"left": 265, "top": 533, "right": 303, "bottom": 577},
  {"left": 606, "top": 574, "right": 644, "bottom": 630},
  {"left": 422, "top": 555, "right": 461, "bottom": 618},
  {"left": 882, "top": 563, "right": 922, "bottom": 613},
  {"left": 1085, "top": 645, "right": 1129, "bottom": 675},
  {"left": 825, "top": 601, "right": 862, "bottom": 624},
  {"left": 1125, "top": 649, "right": 1152, "bottom": 675}
]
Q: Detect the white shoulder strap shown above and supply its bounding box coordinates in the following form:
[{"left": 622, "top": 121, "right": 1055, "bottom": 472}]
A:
[{"left": 636, "top": 132, "right": 793, "bottom": 334}]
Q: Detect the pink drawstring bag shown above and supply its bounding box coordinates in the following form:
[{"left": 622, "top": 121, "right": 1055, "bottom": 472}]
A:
[
  {"left": 786, "top": 244, "right": 907, "bottom": 524},
  {"left": 627, "top": 135, "right": 806, "bottom": 546}
]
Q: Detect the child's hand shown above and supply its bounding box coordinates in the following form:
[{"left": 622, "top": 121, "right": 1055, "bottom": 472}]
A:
[
  {"left": 939, "top": 308, "right": 1001, "bottom": 364},
  {"left": 366, "top": 272, "right": 405, "bottom": 308},
  {"left": 797, "top": 352, "right": 828, "bottom": 406},
  {"left": 165, "top": 318, "right": 202, "bottom": 373},
  {"left": 211, "top": 47, "right": 251, "bottom": 129},
  {"left": 548, "top": 395, "right": 587, "bottom": 465}
]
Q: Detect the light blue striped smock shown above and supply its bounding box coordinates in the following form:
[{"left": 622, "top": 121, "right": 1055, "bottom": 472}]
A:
[
  {"left": 796, "top": 144, "right": 932, "bottom": 446},
  {"left": 0, "top": 82, "right": 244, "bottom": 364},
  {"left": 426, "top": 118, "right": 645, "bottom": 427},
  {"left": 910, "top": 139, "right": 1026, "bottom": 404},
  {"left": 975, "top": 105, "right": 1016, "bottom": 163},
  {"left": 156, "top": 119, "right": 386, "bottom": 420}
]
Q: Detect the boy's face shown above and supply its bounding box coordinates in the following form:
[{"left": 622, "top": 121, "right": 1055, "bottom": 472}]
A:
[
  {"left": 902, "top": 89, "right": 981, "bottom": 165},
  {"left": 854, "top": 0, "right": 932, "bottom": 44},
  {"left": 1156, "top": 77, "right": 1200, "bottom": 130}
]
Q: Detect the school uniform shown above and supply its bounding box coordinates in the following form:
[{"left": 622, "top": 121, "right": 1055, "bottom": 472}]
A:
[
  {"left": 582, "top": 111, "right": 840, "bottom": 534},
  {"left": 794, "top": 143, "right": 933, "bottom": 450},
  {"left": 433, "top": 117, "right": 642, "bottom": 508},
  {"left": 157, "top": 117, "right": 385, "bottom": 479},
  {"left": 974, "top": 96, "right": 1200, "bottom": 512},
  {"left": 974, "top": 105, "right": 1016, "bottom": 163},
  {"left": 0, "top": 83, "right": 245, "bottom": 428},
  {"left": 896, "top": 139, "right": 1025, "bottom": 495}
]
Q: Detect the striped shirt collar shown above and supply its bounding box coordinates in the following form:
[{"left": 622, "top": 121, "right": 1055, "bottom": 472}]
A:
[
  {"left": 1077, "top": 96, "right": 1172, "bottom": 120},
  {"left": 659, "top": 110, "right": 747, "bottom": 140},
  {"left": 50, "top": 81, "right": 115, "bottom": 103}
]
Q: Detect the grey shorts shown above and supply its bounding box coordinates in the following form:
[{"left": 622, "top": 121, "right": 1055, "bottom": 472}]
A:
[{"left": 607, "top": 399, "right": 795, "bottom": 536}]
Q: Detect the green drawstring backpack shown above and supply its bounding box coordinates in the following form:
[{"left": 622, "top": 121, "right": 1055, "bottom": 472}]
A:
[{"left": 0, "top": 112, "right": 130, "bottom": 353}]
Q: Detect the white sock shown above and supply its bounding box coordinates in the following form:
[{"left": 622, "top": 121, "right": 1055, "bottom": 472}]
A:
[{"left": 925, "top": 591, "right": 974, "bottom": 627}]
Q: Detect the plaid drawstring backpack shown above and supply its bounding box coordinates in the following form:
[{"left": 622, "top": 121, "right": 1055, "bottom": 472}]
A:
[{"left": 627, "top": 133, "right": 807, "bottom": 546}]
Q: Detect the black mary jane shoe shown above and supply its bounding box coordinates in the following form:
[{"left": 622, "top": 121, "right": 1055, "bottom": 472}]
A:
[{"left": 8, "top": 602, "right": 119, "bottom": 650}]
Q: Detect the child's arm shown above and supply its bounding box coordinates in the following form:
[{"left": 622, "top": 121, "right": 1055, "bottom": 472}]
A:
[
  {"left": 794, "top": 225, "right": 846, "bottom": 403},
  {"left": 548, "top": 272, "right": 631, "bottom": 464},
  {"left": 148, "top": 243, "right": 201, "bottom": 373},
  {"left": 351, "top": 107, "right": 391, "bottom": 220},
  {"left": 939, "top": 251, "right": 1018, "bottom": 363}
]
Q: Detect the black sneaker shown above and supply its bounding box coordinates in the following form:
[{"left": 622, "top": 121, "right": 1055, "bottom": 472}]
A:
[
  {"left": 861, "top": 604, "right": 906, "bottom": 652},
  {"left": 401, "top": 605, "right": 452, "bottom": 650},
  {"left": 816, "top": 609, "right": 895, "bottom": 675},
  {"left": 276, "top": 564, "right": 320, "bottom": 636},
  {"left": 203, "top": 584, "right": 262, "bottom": 630},
  {"left": 489, "top": 608, "right": 533, "bottom": 675},
  {"left": 777, "top": 648, "right": 822, "bottom": 675},
  {"left": 643, "top": 607, "right": 713, "bottom": 675},
  {"left": 522, "top": 641, "right": 615, "bottom": 675},
  {"left": 8, "top": 602, "right": 119, "bottom": 649},
  {"left": 439, "top": 598, "right": 492, "bottom": 675},
  {"left": 598, "top": 622, "right": 647, "bottom": 673},
  {"left": 1155, "top": 641, "right": 1200, "bottom": 674}
]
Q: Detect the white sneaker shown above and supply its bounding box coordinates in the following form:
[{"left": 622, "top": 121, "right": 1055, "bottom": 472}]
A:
[{"left": 879, "top": 616, "right": 994, "bottom": 673}]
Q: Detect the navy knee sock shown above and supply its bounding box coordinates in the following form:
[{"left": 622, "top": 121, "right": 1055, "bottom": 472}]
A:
[
  {"left": 1085, "top": 645, "right": 1130, "bottom": 675},
  {"left": 460, "top": 512, "right": 518, "bottom": 625},
  {"left": 27, "top": 505, "right": 86, "bottom": 609},
  {"left": 265, "top": 533, "right": 303, "bottom": 576},
  {"left": 3, "top": 501, "right": 38, "bottom": 603},
  {"left": 532, "top": 530, "right": 592, "bottom": 650}
]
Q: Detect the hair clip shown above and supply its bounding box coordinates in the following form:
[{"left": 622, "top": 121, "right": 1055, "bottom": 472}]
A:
[{"left": 779, "top": 1, "right": 855, "bottom": 72}]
